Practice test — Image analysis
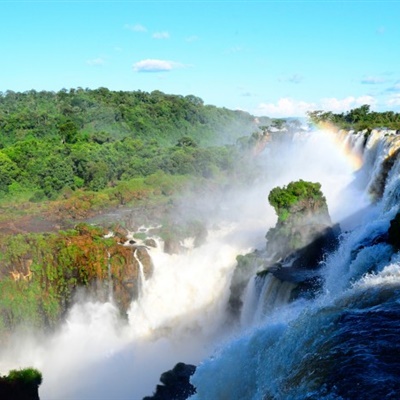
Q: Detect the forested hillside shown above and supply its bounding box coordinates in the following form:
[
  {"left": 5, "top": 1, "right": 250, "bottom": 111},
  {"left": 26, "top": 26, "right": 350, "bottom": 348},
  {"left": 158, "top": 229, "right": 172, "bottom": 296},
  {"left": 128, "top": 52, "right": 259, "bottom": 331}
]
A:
[
  {"left": 0, "top": 88, "right": 266, "bottom": 204},
  {"left": 0, "top": 88, "right": 272, "bottom": 332}
]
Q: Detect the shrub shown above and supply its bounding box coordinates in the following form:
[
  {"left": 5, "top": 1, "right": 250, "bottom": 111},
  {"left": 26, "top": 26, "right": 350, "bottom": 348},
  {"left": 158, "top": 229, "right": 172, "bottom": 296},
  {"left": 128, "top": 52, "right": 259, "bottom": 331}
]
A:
[
  {"left": 6, "top": 368, "right": 43, "bottom": 386},
  {"left": 268, "top": 180, "right": 324, "bottom": 222}
]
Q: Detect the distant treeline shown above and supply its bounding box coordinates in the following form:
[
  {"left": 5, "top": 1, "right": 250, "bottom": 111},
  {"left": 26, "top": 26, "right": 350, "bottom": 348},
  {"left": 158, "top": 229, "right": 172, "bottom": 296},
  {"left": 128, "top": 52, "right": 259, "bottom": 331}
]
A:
[
  {"left": 0, "top": 88, "right": 268, "bottom": 200},
  {"left": 307, "top": 105, "right": 400, "bottom": 131}
]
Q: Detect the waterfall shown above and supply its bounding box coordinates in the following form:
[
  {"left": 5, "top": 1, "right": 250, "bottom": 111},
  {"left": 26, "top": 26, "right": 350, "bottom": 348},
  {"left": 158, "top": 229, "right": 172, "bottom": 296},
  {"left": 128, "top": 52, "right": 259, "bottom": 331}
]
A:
[
  {"left": 2, "top": 128, "right": 400, "bottom": 399},
  {"left": 133, "top": 248, "right": 146, "bottom": 300},
  {"left": 190, "top": 129, "right": 400, "bottom": 399},
  {"left": 107, "top": 250, "right": 113, "bottom": 301},
  {"left": 240, "top": 274, "right": 296, "bottom": 327}
]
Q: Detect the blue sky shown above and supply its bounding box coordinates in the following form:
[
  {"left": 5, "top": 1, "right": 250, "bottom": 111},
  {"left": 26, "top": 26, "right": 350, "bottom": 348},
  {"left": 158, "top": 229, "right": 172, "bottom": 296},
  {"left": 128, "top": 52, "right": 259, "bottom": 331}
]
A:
[{"left": 1, "top": 0, "right": 400, "bottom": 117}]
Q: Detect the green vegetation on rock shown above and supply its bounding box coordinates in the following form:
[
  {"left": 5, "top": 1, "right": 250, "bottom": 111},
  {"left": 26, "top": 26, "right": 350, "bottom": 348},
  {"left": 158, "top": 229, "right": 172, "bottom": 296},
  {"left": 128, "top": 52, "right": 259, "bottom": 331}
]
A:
[
  {"left": 268, "top": 180, "right": 325, "bottom": 222},
  {"left": 5, "top": 368, "right": 43, "bottom": 386},
  {"left": 0, "top": 223, "right": 139, "bottom": 332},
  {"left": 0, "top": 367, "right": 42, "bottom": 400}
]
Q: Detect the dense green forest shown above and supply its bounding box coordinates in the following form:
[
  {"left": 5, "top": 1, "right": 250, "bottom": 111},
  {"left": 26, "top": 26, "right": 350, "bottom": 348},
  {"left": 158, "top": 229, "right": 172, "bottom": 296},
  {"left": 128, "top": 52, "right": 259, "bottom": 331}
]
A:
[
  {"left": 307, "top": 104, "right": 400, "bottom": 131},
  {"left": 0, "top": 88, "right": 271, "bottom": 206},
  {"left": 0, "top": 88, "right": 274, "bottom": 331}
]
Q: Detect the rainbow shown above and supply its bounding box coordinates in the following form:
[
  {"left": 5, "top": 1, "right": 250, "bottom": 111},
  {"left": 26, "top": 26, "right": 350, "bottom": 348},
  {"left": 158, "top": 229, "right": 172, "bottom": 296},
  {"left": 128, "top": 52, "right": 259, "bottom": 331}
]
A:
[{"left": 311, "top": 120, "right": 364, "bottom": 171}]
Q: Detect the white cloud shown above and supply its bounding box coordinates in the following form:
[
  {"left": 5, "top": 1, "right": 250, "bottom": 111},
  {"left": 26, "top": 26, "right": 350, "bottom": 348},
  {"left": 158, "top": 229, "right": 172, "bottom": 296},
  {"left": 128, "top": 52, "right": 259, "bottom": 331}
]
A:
[
  {"left": 152, "top": 31, "right": 170, "bottom": 39},
  {"left": 254, "top": 96, "right": 377, "bottom": 117},
  {"left": 86, "top": 58, "right": 105, "bottom": 66},
  {"left": 320, "top": 96, "right": 376, "bottom": 112},
  {"left": 132, "top": 59, "right": 185, "bottom": 73},
  {"left": 387, "top": 94, "right": 400, "bottom": 106},
  {"left": 255, "top": 98, "right": 316, "bottom": 117},
  {"left": 124, "top": 23, "right": 147, "bottom": 32}
]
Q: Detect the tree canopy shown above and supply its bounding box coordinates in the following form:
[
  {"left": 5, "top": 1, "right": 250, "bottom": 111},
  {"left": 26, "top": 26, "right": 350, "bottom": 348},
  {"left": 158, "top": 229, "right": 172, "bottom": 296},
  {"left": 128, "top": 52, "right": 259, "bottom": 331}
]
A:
[
  {"left": 307, "top": 105, "right": 400, "bottom": 131},
  {"left": 0, "top": 88, "right": 260, "bottom": 200}
]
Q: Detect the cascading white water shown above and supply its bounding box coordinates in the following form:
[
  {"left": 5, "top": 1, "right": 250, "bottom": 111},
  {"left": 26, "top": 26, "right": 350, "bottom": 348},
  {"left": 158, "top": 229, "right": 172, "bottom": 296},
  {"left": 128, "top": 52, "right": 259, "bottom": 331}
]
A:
[
  {"left": 0, "top": 222, "right": 265, "bottom": 399},
  {"left": 249, "top": 275, "right": 296, "bottom": 326},
  {"left": 133, "top": 248, "right": 147, "bottom": 300},
  {"left": 107, "top": 250, "right": 113, "bottom": 301},
  {"left": 190, "top": 131, "right": 400, "bottom": 399},
  {"left": 1, "top": 128, "right": 393, "bottom": 400}
]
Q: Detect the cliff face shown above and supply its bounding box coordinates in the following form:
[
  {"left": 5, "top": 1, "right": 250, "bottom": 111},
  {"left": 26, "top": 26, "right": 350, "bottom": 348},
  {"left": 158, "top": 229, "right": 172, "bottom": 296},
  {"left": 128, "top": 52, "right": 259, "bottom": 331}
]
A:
[{"left": 0, "top": 223, "right": 153, "bottom": 332}]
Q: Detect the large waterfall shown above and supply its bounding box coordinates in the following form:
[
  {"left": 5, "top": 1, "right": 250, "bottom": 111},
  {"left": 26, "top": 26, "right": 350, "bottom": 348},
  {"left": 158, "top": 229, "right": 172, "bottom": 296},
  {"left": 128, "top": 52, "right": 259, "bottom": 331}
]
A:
[
  {"left": 191, "top": 129, "right": 400, "bottom": 400},
  {"left": 1, "top": 128, "right": 399, "bottom": 399}
]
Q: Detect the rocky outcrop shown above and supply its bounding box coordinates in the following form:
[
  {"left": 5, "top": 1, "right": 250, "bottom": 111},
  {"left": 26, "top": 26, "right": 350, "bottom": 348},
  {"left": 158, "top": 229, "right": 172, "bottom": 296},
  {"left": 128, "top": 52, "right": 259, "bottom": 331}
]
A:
[
  {"left": 0, "top": 368, "right": 42, "bottom": 400},
  {"left": 262, "top": 180, "right": 340, "bottom": 295},
  {"left": 112, "top": 244, "right": 153, "bottom": 312},
  {"left": 227, "top": 181, "right": 339, "bottom": 315},
  {"left": 158, "top": 220, "right": 207, "bottom": 255},
  {"left": 143, "top": 363, "right": 196, "bottom": 400},
  {"left": 388, "top": 211, "right": 400, "bottom": 251}
]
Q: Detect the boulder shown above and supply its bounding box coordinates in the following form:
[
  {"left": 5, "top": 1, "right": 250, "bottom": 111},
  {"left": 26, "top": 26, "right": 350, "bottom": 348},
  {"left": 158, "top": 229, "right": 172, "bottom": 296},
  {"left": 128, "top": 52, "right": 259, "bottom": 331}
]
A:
[
  {"left": 388, "top": 211, "right": 400, "bottom": 250},
  {"left": 143, "top": 362, "right": 196, "bottom": 400}
]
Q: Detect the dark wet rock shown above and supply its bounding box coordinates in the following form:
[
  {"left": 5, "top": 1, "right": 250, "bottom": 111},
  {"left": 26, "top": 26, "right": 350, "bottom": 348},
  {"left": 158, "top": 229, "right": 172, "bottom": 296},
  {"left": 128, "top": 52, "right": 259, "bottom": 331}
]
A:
[
  {"left": 261, "top": 180, "right": 340, "bottom": 297},
  {"left": 143, "top": 362, "right": 196, "bottom": 400},
  {"left": 163, "top": 237, "right": 184, "bottom": 255},
  {"left": 144, "top": 238, "right": 158, "bottom": 248},
  {"left": 160, "top": 219, "right": 207, "bottom": 255},
  {"left": 0, "top": 369, "right": 42, "bottom": 400},
  {"left": 0, "top": 381, "right": 40, "bottom": 400},
  {"left": 388, "top": 211, "right": 400, "bottom": 250}
]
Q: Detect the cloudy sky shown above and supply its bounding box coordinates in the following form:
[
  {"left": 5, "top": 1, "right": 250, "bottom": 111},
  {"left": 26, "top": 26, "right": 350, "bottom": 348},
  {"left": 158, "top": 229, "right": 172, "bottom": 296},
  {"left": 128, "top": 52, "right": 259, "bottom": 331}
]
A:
[{"left": 1, "top": 0, "right": 400, "bottom": 117}]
